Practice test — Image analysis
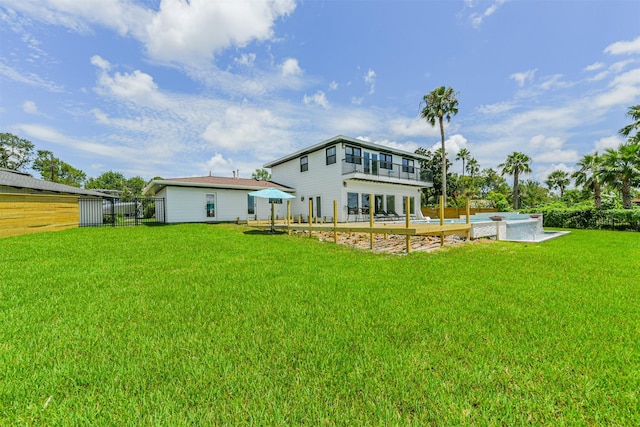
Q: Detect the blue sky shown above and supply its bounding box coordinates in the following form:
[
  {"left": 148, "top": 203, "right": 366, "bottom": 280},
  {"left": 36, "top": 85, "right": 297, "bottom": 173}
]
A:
[{"left": 1, "top": 0, "right": 639, "bottom": 183}]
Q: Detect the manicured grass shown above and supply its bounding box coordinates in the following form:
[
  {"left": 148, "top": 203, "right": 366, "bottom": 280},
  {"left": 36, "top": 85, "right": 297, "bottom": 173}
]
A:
[{"left": 1, "top": 225, "right": 639, "bottom": 425}]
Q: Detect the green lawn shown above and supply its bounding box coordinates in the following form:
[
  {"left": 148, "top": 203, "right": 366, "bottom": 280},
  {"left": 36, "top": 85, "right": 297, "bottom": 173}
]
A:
[{"left": 1, "top": 224, "right": 638, "bottom": 425}]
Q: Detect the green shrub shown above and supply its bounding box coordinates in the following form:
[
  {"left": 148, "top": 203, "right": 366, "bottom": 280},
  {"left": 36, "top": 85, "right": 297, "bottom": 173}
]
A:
[{"left": 521, "top": 207, "right": 640, "bottom": 231}]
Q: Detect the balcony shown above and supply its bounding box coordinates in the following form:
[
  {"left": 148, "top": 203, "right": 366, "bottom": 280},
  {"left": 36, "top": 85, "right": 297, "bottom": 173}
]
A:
[{"left": 341, "top": 158, "right": 433, "bottom": 186}]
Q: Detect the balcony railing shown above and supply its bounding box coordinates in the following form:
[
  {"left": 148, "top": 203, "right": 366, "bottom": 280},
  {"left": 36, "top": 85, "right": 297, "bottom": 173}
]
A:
[{"left": 341, "top": 158, "right": 433, "bottom": 184}]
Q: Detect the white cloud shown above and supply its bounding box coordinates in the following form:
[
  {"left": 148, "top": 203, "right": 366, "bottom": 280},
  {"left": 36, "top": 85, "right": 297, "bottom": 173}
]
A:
[
  {"left": 470, "top": 0, "right": 508, "bottom": 28},
  {"left": 90, "top": 55, "right": 111, "bottom": 70},
  {"left": 145, "top": 0, "right": 296, "bottom": 66},
  {"left": 4, "top": 0, "right": 295, "bottom": 69},
  {"left": 281, "top": 58, "right": 302, "bottom": 77},
  {"left": 201, "top": 105, "right": 292, "bottom": 156},
  {"left": 533, "top": 149, "right": 579, "bottom": 164},
  {"left": 584, "top": 62, "right": 605, "bottom": 72},
  {"left": 351, "top": 97, "right": 363, "bottom": 105},
  {"left": 364, "top": 69, "right": 376, "bottom": 94},
  {"left": 0, "top": 62, "right": 64, "bottom": 92},
  {"left": 594, "top": 135, "right": 623, "bottom": 151},
  {"left": 23, "top": 100, "right": 38, "bottom": 114},
  {"left": 206, "top": 153, "right": 232, "bottom": 173},
  {"left": 373, "top": 139, "right": 421, "bottom": 154},
  {"left": 303, "top": 91, "right": 329, "bottom": 109},
  {"left": 593, "top": 67, "right": 640, "bottom": 109},
  {"left": 329, "top": 81, "right": 338, "bottom": 90},
  {"left": 510, "top": 69, "right": 536, "bottom": 87},
  {"left": 539, "top": 74, "right": 571, "bottom": 91},
  {"left": 529, "top": 135, "right": 564, "bottom": 151},
  {"left": 427, "top": 134, "right": 467, "bottom": 156},
  {"left": 477, "top": 101, "right": 517, "bottom": 115},
  {"left": 234, "top": 53, "right": 256, "bottom": 67},
  {"left": 389, "top": 117, "right": 443, "bottom": 138},
  {"left": 604, "top": 36, "right": 640, "bottom": 55}
]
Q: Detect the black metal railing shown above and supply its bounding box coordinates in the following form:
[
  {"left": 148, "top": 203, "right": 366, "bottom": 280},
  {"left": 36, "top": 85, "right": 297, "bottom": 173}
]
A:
[
  {"left": 341, "top": 158, "right": 433, "bottom": 184},
  {"left": 79, "top": 197, "right": 165, "bottom": 227}
]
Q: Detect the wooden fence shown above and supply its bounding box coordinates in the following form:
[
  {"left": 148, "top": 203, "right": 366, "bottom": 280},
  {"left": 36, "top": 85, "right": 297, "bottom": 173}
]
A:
[
  {"left": 422, "top": 206, "right": 498, "bottom": 219},
  {"left": 0, "top": 193, "right": 80, "bottom": 238}
]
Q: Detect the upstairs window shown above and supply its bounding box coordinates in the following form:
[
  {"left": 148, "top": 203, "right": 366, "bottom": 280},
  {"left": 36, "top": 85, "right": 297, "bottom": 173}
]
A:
[
  {"left": 402, "top": 158, "right": 415, "bottom": 173},
  {"left": 380, "top": 153, "right": 393, "bottom": 169},
  {"left": 345, "top": 146, "right": 362, "bottom": 164},
  {"left": 300, "top": 155, "right": 308, "bottom": 172},
  {"left": 326, "top": 146, "right": 336, "bottom": 165}
]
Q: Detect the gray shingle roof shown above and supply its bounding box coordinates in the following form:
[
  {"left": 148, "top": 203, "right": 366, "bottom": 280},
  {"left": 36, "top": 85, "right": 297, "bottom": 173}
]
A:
[{"left": 0, "top": 168, "right": 113, "bottom": 198}]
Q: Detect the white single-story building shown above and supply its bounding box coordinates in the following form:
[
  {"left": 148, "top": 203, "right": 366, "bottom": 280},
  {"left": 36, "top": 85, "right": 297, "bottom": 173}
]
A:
[{"left": 142, "top": 174, "right": 295, "bottom": 223}]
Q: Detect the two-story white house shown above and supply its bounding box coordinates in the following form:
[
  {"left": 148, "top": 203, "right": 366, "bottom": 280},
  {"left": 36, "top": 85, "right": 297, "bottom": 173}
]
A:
[{"left": 264, "top": 135, "right": 433, "bottom": 222}]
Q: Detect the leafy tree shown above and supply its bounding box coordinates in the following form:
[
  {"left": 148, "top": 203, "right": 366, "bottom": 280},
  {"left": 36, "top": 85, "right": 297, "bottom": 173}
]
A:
[
  {"left": 519, "top": 179, "right": 549, "bottom": 208},
  {"left": 486, "top": 190, "right": 510, "bottom": 211},
  {"left": 597, "top": 143, "right": 640, "bottom": 209},
  {"left": 0, "top": 132, "right": 35, "bottom": 171},
  {"left": 545, "top": 170, "right": 571, "bottom": 198},
  {"left": 85, "top": 171, "right": 127, "bottom": 193},
  {"left": 32, "top": 150, "right": 86, "bottom": 187},
  {"left": 123, "top": 176, "right": 146, "bottom": 201},
  {"left": 619, "top": 104, "right": 640, "bottom": 144},
  {"left": 477, "top": 167, "right": 510, "bottom": 198},
  {"left": 419, "top": 86, "right": 459, "bottom": 206},
  {"left": 415, "top": 147, "right": 453, "bottom": 206},
  {"left": 572, "top": 152, "right": 602, "bottom": 208},
  {"left": 499, "top": 152, "right": 532, "bottom": 210},
  {"left": 251, "top": 168, "right": 271, "bottom": 181}
]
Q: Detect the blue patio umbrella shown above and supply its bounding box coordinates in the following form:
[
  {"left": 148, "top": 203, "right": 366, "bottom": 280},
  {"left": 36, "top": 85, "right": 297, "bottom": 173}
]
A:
[{"left": 248, "top": 187, "right": 295, "bottom": 232}]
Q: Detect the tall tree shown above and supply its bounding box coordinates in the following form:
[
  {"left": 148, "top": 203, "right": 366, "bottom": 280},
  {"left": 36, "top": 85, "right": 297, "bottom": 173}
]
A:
[
  {"left": 420, "top": 86, "right": 459, "bottom": 207},
  {"left": 0, "top": 132, "right": 35, "bottom": 171},
  {"left": 597, "top": 143, "right": 640, "bottom": 209},
  {"left": 499, "top": 152, "right": 532, "bottom": 210},
  {"left": 466, "top": 157, "right": 480, "bottom": 179},
  {"left": 545, "top": 170, "right": 570, "bottom": 198},
  {"left": 85, "top": 171, "right": 127, "bottom": 193},
  {"left": 32, "top": 150, "right": 86, "bottom": 187},
  {"left": 455, "top": 148, "right": 471, "bottom": 178},
  {"left": 519, "top": 179, "right": 549, "bottom": 208},
  {"left": 478, "top": 167, "right": 510, "bottom": 198},
  {"left": 619, "top": 104, "right": 640, "bottom": 143},
  {"left": 572, "top": 152, "right": 602, "bottom": 208},
  {"left": 251, "top": 168, "right": 271, "bottom": 181}
]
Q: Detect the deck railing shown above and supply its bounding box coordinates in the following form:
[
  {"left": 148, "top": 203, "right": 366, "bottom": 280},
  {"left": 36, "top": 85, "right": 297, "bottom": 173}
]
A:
[{"left": 341, "top": 158, "right": 433, "bottom": 184}]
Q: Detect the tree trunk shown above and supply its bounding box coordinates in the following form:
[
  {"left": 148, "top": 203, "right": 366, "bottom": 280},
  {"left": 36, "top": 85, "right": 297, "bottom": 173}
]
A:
[
  {"left": 594, "top": 183, "right": 601, "bottom": 208},
  {"left": 439, "top": 116, "right": 446, "bottom": 207},
  {"left": 622, "top": 179, "right": 632, "bottom": 209},
  {"left": 513, "top": 172, "right": 519, "bottom": 210}
]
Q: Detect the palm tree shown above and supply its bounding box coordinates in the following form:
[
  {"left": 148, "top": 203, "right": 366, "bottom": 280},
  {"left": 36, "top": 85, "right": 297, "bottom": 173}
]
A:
[
  {"left": 597, "top": 143, "right": 640, "bottom": 209},
  {"left": 545, "top": 170, "right": 571, "bottom": 198},
  {"left": 456, "top": 148, "right": 471, "bottom": 177},
  {"left": 466, "top": 157, "right": 480, "bottom": 179},
  {"left": 619, "top": 104, "right": 640, "bottom": 143},
  {"left": 420, "top": 86, "right": 459, "bottom": 206},
  {"left": 572, "top": 152, "right": 602, "bottom": 208},
  {"left": 499, "top": 152, "right": 532, "bottom": 210}
]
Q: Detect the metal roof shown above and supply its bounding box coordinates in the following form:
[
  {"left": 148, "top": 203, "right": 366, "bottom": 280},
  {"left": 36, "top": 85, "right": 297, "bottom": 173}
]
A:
[{"left": 0, "top": 168, "right": 113, "bottom": 198}]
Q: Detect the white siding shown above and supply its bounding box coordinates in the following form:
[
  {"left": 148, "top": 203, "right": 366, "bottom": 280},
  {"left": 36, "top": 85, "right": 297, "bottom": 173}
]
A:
[
  {"left": 162, "top": 186, "right": 289, "bottom": 223},
  {"left": 270, "top": 142, "right": 424, "bottom": 222}
]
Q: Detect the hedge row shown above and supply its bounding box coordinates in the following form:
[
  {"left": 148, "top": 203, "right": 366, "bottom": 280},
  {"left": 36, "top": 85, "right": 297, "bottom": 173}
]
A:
[{"left": 521, "top": 208, "right": 640, "bottom": 231}]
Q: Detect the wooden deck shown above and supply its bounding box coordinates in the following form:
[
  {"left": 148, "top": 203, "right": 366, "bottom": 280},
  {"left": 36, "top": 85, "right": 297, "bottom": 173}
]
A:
[{"left": 245, "top": 219, "right": 471, "bottom": 253}]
